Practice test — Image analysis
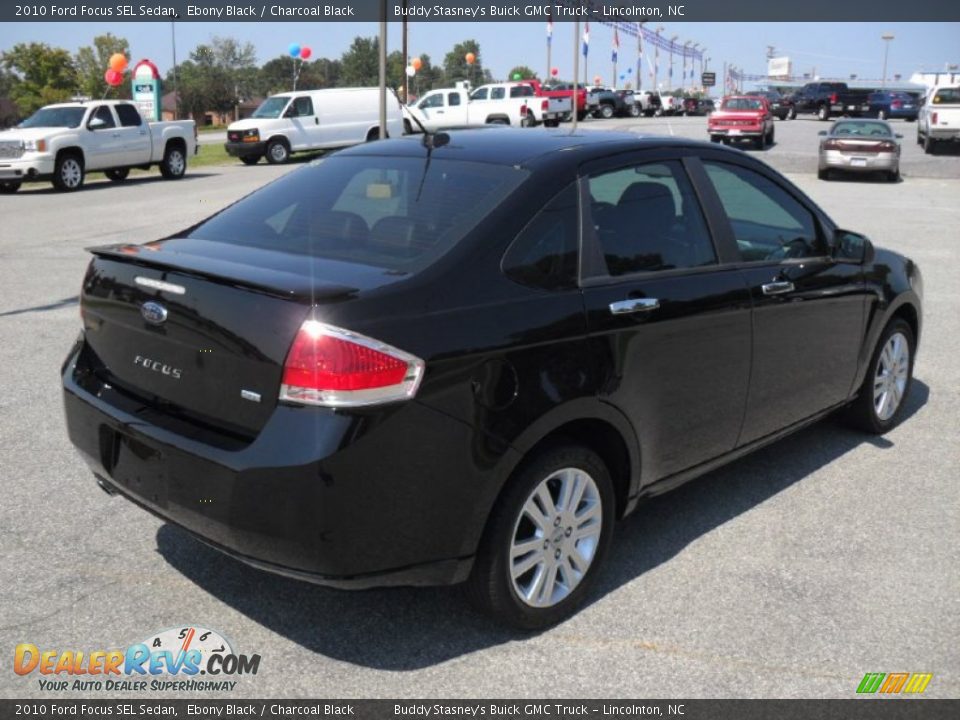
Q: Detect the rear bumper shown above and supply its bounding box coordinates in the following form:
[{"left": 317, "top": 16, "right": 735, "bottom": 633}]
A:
[
  {"left": 820, "top": 150, "right": 899, "bottom": 171},
  {"left": 830, "top": 103, "right": 870, "bottom": 115},
  {"left": 61, "top": 341, "right": 509, "bottom": 588},
  {"left": 927, "top": 129, "right": 960, "bottom": 142},
  {"left": 224, "top": 141, "right": 267, "bottom": 158}
]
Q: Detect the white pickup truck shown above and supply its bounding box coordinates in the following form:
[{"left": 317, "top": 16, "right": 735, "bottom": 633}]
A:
[
  {"left": 0, "top": 100, "right": 196, "bottom": 193},
  {"left": 917, "top": 85, "right": 960, "bottom": 155},
  {"left": 405, "top": 83, "right": 550, "bottom": 131}
]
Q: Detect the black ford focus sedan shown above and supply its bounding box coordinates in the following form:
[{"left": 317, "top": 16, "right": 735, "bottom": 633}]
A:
[{"left": 63, "top": 129, "right": 922, "bottom": 628}]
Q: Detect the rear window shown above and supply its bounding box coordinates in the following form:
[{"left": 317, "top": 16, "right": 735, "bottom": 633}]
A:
[
  {"left": 831, "top": 121, "right": 892, "bottom": 137},
  {"left": 186, "top": 156, "right": 528, "bottom": 273},
  {"left": 932, "top": 88, "right": 960, "bottom": 104},
  {"left": 722, "top": 98, "right": 764, "bottom": 111}
]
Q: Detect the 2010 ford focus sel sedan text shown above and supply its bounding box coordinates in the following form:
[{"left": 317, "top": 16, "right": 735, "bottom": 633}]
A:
[{"left": 63, "top": 129, "right": 922, "bottom": 628}]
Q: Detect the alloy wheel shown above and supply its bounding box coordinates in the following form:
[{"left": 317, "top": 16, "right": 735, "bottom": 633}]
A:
[
  {"left": 61, "top": 158, "right": 82, "bottom": 188},
  {"left": 509, "top": 467, "right": 602, "bottom": 608},
  {"left": 874, "top": 332, "right": 910, "bottom": 421},
  {"left": 167, "top": 150, "right": 185, "bottom": 176}
]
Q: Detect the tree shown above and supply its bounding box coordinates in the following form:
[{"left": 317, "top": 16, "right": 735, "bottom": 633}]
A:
[
  {"left": 339, "top": 37, "right": 379, "bottom": 87},
  {"left": 508, "top": 65, "right": 538, "bottom": 81},
  {"left": 443, "top": 40, "right": 483, "bottom": 86},
  {"left": 1, "top": 42, "right": 77, "bottom": 116},
  {"left": 75, "top": 34, "right": 130, "bottom": 99}
]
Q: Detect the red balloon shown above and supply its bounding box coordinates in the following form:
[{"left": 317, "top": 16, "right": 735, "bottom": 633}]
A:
[
  {"left": 551, "top": 67, "right": 559, "bottom": 77},
  {"left": 104, "top": 69, "right": 123, "bottom": 87},
  {"left": 300, "top": 47, "right": 312, "bottom": 60}
]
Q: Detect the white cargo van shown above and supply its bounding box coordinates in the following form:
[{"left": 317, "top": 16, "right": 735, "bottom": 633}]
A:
[{"left": 225, "top": 88, "right": 404, "bottom": 165}]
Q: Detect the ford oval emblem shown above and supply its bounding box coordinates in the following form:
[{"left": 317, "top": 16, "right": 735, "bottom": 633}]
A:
[{"left": 141, "top": 301, "right": 168, "bottom": 325}]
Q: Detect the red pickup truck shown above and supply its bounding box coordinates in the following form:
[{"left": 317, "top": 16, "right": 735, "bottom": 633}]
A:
[
  {"left": 708, "top": 96, "right": 776, "bottom": 150},
  {"left": 520, "top": 79, "right": 590, "bottom": 121}
]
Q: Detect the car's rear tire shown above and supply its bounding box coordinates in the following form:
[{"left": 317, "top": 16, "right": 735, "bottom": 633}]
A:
[
  {"left": 923, "top": 133, "right": 936, "bottom": 155},
  {"left": 105, "top": 168, "right": 129, "bottom": 182},
  {"left": 599, "top": 103, "right": 615, "bottom": 120},
  {"left": 888, "top": 168, "right": 901, "bottom": 183},
  {"left": 520, "top": 112, "right": 536, "bottom": 128},
  {"left": 710, "top": 135, "right": 721, "bottom": 143},
  {"left": 159, "top": 143, "right": 187, "bottom": 179},
  {"left": 629, "top": 103, "right": 641, "bottom": 118},
  {"left": 768, "top": 125, "right": 775, "bottom": 146},
  {"left": 818, "top": 167, "right": 829, "bottom": 180},
  {"left": 53, "top": 152, "right": 84, "bottom": 192},
  {"left": 878, "top": 109, "right": 887, "bottom": 121},
  {"left": 818, "top": 105, "right": 830, "bottom": 121},
  {"left": 239, "top": 155, "right": 261, "bottom": 166},
  {"left": 0, "top": 180, "right": 21, "bottom": 194},
  {"left": 844, "top": 318, "right": 915, "bottom": 434},
  {"left": 266, "top": 138, "right": 290, "bottom": 164},
  {"left": 788, "top": 107, "right": 797, "bottom": 120},
  {"left": 464, "top": 444, "right": 615, "bottom": 630}
]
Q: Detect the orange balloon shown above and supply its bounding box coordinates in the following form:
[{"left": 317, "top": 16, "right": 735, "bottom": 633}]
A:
[
  {"left": 411, "top": 57, "right": 423, "bottom": 71},
  {"left": 465, "top": 52, "right": 476, "bottom": 65},
  {"left": 109, "top": 53, "right": 128, "bottom": 73}
]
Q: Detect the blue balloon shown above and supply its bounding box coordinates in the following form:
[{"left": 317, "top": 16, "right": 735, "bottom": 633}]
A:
[
  {"left": 619, "top": 74, "right": 625, "bottom": 80},
  {"left": 627, "top": 68, "right": 633, "bottom": 73},
  {"left": 288, "top": 43, "right": 301, "bottom": 58}
]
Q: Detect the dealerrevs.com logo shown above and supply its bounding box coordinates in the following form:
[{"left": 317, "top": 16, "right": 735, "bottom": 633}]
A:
[{"left": 13, "top": 626, "right": 260, "bottom": 693}]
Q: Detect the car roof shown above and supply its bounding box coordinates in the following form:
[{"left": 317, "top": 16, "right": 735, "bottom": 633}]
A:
[{"left": 339, "top": 128, "right": 721, "bottom": 166}]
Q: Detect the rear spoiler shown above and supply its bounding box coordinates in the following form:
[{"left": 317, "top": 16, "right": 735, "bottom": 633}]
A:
[{"left": 86, "top": 243, "right": 358, "bottom": 303}]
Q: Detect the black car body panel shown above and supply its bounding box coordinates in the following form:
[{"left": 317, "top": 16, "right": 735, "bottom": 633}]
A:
[{"left": 63, "top": 129, "right": 922, "bottom": 589}]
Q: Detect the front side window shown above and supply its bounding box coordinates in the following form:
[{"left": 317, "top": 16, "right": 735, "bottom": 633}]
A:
[
  {"left": 89, "top": 105, "right": 116, "bottom": 129},
  {"left": 292, "top": 96, "right": 314, "bottom": 116},
  {"left": 503, "top": 184, "right": 578, "bottom": 290},
  {"left": 470, "top": 88, "right": 489, "bottom": 101},
  {"left": 115, "top": 104, "right": 143, "bottom": 127},
  {"left": 447, "top": 93, "right": 461, "bottom": 106},
  {"left": 703, "top": 161, "right": 822, "bottom": 261},
  {"left": 419, "top": 93, "right": 444, "bottom": 109},
  {"left": 587, "top": 160, "right": 716, "bottom": 276}
]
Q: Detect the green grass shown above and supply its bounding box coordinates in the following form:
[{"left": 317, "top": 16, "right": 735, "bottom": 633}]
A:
[{"left": 189, "top": 142, "right": 236, "bottom": 168}]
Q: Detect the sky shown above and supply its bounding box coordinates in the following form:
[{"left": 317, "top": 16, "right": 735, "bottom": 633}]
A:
[{"left": 2, "top": 21, "right": 959, "bottom": 91}]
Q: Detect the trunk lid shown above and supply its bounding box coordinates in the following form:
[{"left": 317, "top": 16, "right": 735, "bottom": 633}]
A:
[{"left": 80, "top": 237, "right": 402, "bottom": 436}]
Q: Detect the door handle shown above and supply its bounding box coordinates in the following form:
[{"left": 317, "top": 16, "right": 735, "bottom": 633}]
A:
[
  {"left": 111, "top": 133, "right": 121, "bottom": 138},
  {"left": 609, "top": 298, "right": 660, "bottom": 315},
  {"left": 762, "top": 281, "right": 795, "bottom": 296},
  {"left": 139, "top": 130, "right": 147, "bottom": 135},
  {"left": 315, "top": 117, "right": 319, "bottom": 125}
]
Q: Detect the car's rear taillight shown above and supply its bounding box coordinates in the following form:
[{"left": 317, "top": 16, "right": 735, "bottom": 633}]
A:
[
  {"left": 280, "top": 321, "right": 424, "bottom": 408},
  {"left": 932, "top": 112, "right": 938, "bottom": 124},
  {"left": 542, "top": 99, "right": 550, "bottom": 111},
  {"left": 830, "top": 93, "right": 838, "bottom": 104},
  {"left": 892, "top": 100, "right": 903, "bottom": 109},
  {"left": 878, "top": 141, "right": 897, "bottom": 152},
  {"left": 824, "top": 139, "right": 841, "bottom": 150}
]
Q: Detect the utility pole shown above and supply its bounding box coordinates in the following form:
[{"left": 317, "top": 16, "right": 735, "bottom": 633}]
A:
[
  {"left": 572, "top": 21, "right": 580, "bottom": 132},
  {"left": 401, "top": 1, "right": 408, "bottom": 103},
  {"left": 170, "top": 21, "right": 179, "bottom": 120},
  {"left": 669, "top": 35, "right": 679, "bottom": 91},
  {"left": 378, "top": 2, "right": 387, "bottom": 138}
]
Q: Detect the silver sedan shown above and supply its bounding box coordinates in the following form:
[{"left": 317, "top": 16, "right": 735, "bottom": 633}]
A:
[{"left": 818, "top": 119, "right": 902, "bottom": 182}]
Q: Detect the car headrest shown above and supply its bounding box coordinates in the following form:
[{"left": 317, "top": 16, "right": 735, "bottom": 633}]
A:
[{"left": 617, "top": 182, "right": 676, "bottom": 230}]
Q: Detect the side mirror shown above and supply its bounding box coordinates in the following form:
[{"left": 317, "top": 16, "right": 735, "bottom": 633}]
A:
[
  {"left": 832, "top": 229, "right": 874, "bottom": 264},
  {"left": 283, "top": 107, "right": 297, "bottom": 118},
  {"left": 88, "top": 117, "right": 107, "bottom": 130},
  {"left": 818, "top": 130, "right": 827, "bottom": 136}
]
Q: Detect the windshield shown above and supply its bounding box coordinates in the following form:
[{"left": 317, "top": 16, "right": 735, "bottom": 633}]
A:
[
  {"left": 20, "top": 106, "right": 86, "bottom": 129},
  {"left": 186, "top": 155, "right": 529, "bottom": 273},
  {"left": 252, "top": 97, "right": 291, "bottom": 119},
  {"left": 831, "top": 121, "right": 892, "bottom": 137},
  {"left": 722, "top": 98, "right": 764, "bottom": 111}
]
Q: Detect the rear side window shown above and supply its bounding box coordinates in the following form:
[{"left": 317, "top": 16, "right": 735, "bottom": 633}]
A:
[
  {"left": 503, "top": 184, "right": 578, "bottom": 290},
  {"left": 115, "top": 104, "right": 143, "bottom": 127},
  {"left": 447, "top": 93, "right": 461, "bottom": 106},
  {"left": 587, "top": 161, "right": 716, "bottom": 276},
  {"left": 491, "top": 87, "right": 506, "bottom": 100},
  {"left": 703, "top": 162, "right": 822, "bottom": 261},
  {"left": 187, "top": 156, "right": 529, "bottom": 273},
  {"left": 510, "top": 86, "right": 534, "bottom": 98}
]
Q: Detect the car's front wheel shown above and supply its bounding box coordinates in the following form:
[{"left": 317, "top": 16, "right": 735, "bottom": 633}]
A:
[
  {"left": 465, "top": 445, "right": 615, "bottom": 629},
  {"left": 53, "top": 153, "right": 84, "bottom": 191},
  {"left": 0, "top": 180, "right": 21, "bottom": 194},
  {"left": 159, "top": 144, "right": 187, "bottom": 179},
  {"left": 239, "top": 155, "right": 261, "bottom": 166},
  {"left": 845, "top": 318, "right": 915, "bottom": 434},
  {"left": 266, "top": 138, "right": 290, "bottom": 164}
]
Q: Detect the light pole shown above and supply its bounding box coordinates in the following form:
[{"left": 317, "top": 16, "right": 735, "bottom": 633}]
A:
[
  {"left": 692, "top": 43, "right": 701, "bottom": 91},
  {"left": 669, "top": 34, "right": 679, "bottom": 91},
  {"left": 881, "top": 33, "right": 894, "bottom": 89},
  {"left": 654, "top": 26, "right": 664, "bottom": 92},
  {"left": 683, "top": 41, "right": 692, "bottom": 91}
]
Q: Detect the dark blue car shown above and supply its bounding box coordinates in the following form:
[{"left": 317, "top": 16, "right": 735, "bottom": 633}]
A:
[{"left": 867, "top": 91, "right": 919, "bottom": 121}]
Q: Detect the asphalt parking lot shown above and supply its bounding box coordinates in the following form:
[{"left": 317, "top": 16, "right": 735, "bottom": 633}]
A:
[{"left": 1, "top": 116, "right": 957, "bottom": 699}]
